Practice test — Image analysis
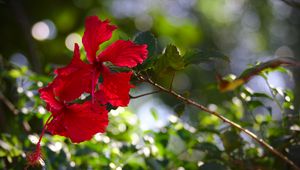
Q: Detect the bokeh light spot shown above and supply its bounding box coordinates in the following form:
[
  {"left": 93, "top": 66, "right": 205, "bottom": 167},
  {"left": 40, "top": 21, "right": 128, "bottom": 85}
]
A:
[
  {"left": 65, "top": 33, "right": 82, "bottom": 51},
  {"left": 31, "top": 20, "right": 56, "bottom": 41}
]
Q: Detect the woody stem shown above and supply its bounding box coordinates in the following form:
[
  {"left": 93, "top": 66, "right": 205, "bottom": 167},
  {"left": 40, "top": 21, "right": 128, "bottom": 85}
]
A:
[
  {"left": 130, "top": 90, "right": 161, "bottom": 99},
  {"left": 136, "top": 74, "right": 300, "bottom": 170}
]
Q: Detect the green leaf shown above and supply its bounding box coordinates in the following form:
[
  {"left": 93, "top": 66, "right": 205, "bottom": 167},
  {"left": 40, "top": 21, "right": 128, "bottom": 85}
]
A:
[
  {"left": 252, "top": 92, "right": 272, "bottom": 100},
  {"left": 285, "top": 89, "right": 294, "bottom": 101},
  {"left": 0, "top": 149, "right": 5, "bottom": 157},
  {"left": 239, "top": 63, "right": 260, "bottom": 78},
  {"left": 247, "top": 100, "right": 265, "bottom": 111},
  {"left": 126, "top": 156, "right": 146, "bottom": 168},
  {"left": 150, "top": 108, "right": 159, "bottom": 121},
  {"left": 134, "top": 31, "right": 157, "bottom": 57},
  {"left": 154, "top": 44, "right": 185, "bottom": 77},
  {"left": 183, "top": 49, "right": 229, "bottom": 66},
  {"left": 134, "top": 32, "right": 158, "bottom": 71},
  {"left": 274, "top": 66, "right": 289, "bottom": 74},
  {"left": 8, "top": 69, "right": 22, "bottom": 78}
]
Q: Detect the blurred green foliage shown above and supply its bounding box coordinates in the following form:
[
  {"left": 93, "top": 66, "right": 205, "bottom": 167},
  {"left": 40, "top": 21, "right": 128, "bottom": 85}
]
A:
[{"left": 1, "top": 0, "right": 300, "bottom": 169}]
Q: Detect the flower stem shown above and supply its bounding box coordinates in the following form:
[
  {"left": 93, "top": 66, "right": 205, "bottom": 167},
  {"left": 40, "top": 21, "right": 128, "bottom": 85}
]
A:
[
  {"left": 26, "top": 114, "right": 53, "bottom": 168},
  {"left": 36, "top": 115, "right": 53, "bottom": 149},
  {"left": 136, "top": 74, "right": 300, "bottom": 170}
]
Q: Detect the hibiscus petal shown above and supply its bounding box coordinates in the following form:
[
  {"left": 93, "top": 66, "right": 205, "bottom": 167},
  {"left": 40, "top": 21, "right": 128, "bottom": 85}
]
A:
[
  {"left": 97, "top": 40, "right": 148, "bottom": 68},
  {"left": 54, "top": 43, "right": 84, "bottom": 76},
  {"left": 46, "top": 114, "right": 67, "bottom": 137},
  {"left": 96, "top": 68, "right": 133, "bottom": 107},
  {"left": 82, "top": 16, "right": 117, "bottom": 64},
  {"left": 52, "top": 65, "right": 98, "bottom": 102},
  {"left": 39, "top": 83, "right": 63, "bottom": 113},
  {"left": 53, "top": 43, "right": 99, "bottom": 102},
  {"left": 46, "top": 102, "right": 109, "bottom": 143}
]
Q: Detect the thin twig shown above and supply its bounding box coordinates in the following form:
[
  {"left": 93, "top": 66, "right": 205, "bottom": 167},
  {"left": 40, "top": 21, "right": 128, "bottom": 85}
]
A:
[
  {"left": 130, "top": 90, "right": 161, "bottom": 99},
  {"left": 0, "top": 91, "right": 19, "bottom": 115},
  {"left": 136, "top": 74, "right": 300, "bottom": 170}
]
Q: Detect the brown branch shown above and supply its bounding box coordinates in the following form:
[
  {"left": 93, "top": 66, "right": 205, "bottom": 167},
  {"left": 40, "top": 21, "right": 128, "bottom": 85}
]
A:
[
  {"left": 136, "top": 74, "right": 300, "bottom": 170},
  {"left": 0, "top": 91, "right": 19, "bottom": 115},
  {"left": 130, "top": 90, "right": 161, "bottom": 99}
]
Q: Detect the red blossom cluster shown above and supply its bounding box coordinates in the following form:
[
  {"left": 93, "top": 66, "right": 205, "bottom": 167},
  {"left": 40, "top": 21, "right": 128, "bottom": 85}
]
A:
[{"left": 27, "top": 16, "right": 148, "bottom": 166}]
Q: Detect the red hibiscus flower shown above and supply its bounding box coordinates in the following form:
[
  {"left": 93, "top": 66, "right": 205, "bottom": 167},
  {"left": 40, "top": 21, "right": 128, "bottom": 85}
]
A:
[
  {"left": 28, "top": 16, "right": 148, "bottom": 166},
  {"left": 27, "top": 82, "right": 108, "bottom": 165},
  {"left": 54, "top": 16, "right": 148, "bottom": 107},
  {"left": 39, "top": 82, "right": 109, "bottom": 143}
]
